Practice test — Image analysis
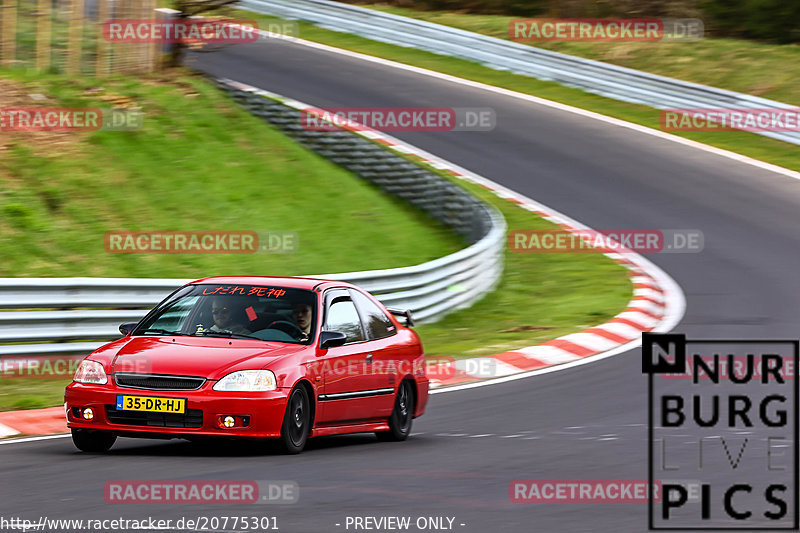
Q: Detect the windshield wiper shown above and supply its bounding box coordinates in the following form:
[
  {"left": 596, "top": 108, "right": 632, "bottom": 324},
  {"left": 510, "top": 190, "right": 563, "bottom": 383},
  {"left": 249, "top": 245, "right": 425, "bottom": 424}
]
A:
[
  {"left": 200, "top": 330, "right": 262, "bottom": 340},
  {"left": 139, "top": 328, "right": 187, "bottom": 336}
]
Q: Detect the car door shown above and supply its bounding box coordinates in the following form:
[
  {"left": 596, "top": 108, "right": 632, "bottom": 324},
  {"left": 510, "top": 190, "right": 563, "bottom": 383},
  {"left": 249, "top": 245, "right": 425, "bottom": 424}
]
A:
[
  {"left": 348, "top": 288, "right": 401, "bottom": 418},
  {"left": 316, "top": 289, "right": 389, "bottom": 425}
]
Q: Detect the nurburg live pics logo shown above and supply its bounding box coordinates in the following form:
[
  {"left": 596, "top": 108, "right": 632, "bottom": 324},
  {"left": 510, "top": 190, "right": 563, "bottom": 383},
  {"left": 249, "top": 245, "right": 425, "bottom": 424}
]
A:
[{"left": 642, "top": 333, "right": 799, "bottom": 530}]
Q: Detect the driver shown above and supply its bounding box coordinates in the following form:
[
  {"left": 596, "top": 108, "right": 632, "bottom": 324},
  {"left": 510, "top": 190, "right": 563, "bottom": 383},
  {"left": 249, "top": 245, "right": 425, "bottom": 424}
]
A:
[
  {"left": 209, "top": 297, "right": 251, "bottom": 335},
  {"left": 291, "top": 302, "right": 313, "bottom": 342}
]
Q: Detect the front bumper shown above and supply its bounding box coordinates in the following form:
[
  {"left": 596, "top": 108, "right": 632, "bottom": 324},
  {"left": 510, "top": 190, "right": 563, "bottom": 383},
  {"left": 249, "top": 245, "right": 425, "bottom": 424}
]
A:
[{"left": 65, "top": 381, "right": 290, "bottom": 439}]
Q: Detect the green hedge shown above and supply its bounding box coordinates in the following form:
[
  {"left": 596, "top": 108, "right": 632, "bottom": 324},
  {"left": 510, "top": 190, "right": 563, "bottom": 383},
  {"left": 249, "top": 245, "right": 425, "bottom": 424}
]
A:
[{"left": 701, "top": 0, "right": 800, "bottom": 43}]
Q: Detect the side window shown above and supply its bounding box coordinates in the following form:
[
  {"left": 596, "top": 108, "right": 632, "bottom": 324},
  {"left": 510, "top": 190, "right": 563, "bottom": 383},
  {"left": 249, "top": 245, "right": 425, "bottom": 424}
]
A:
[
  {"left": 350, "top": 290, "right": 396, "bottom": 340},
  {"left": 324, "top": 296, "right": 364, "bottom": 343}
]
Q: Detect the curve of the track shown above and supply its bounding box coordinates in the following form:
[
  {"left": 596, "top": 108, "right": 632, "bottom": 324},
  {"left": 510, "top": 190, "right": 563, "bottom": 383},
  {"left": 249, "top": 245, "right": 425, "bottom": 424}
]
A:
[{"left": 4, "top": 38, "right": 800, "bottom": 533}]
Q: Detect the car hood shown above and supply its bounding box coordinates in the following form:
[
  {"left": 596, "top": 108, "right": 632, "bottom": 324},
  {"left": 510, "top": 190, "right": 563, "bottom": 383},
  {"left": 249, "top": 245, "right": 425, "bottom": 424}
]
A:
[{"left": 109, "top": 336, "right": 306, "bottom": 380}]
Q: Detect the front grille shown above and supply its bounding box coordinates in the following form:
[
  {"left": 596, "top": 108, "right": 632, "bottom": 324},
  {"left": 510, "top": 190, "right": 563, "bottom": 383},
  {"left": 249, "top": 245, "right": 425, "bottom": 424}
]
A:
[
  {"left": 115, "top": 373, "right": 206, "bottom": 391},
  {"left": 105, "top": 406, "right": 203, "bottom": 429}
]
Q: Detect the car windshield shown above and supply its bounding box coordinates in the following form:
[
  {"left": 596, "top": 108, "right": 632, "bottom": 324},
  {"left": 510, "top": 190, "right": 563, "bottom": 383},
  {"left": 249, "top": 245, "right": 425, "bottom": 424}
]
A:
[{"left": 134, "top": 284, "right": 317, "bottom": 344}]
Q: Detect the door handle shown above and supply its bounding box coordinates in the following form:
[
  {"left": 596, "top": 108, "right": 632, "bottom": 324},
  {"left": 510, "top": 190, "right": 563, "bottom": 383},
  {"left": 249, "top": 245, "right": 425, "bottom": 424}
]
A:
[{"left": 366, "top": 353, "right": 373, "bottom": 364}]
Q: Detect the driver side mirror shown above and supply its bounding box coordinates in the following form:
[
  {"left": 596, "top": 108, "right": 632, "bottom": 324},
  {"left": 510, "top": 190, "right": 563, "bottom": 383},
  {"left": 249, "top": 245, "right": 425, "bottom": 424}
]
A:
[
  {"left": 119, "top": 322, "right": 138, "bottom": 336},
  {"left": 319, "top": 330, "right": 347, "bottom": 349}
]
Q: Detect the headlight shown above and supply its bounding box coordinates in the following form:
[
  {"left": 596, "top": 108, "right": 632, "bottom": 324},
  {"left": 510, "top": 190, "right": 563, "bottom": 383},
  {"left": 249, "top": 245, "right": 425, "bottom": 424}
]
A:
[
  {"left": 213, "top": 370, "right": 276, "bottom": 391},
  {"left": 73, "top": 360, "right": 108, "bottom": 385}
]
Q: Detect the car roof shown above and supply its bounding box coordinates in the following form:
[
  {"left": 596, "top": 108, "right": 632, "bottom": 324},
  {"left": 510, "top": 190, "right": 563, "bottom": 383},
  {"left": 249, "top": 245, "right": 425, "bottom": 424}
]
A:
[{"left": 188, "top": 276, "right": 357, "bottom": 292}]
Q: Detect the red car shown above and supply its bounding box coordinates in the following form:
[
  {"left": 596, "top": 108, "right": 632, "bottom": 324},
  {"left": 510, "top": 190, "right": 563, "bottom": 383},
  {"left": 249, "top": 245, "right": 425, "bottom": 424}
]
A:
[{"left": 65, "top": 276, "right": 429, "bottom": 454}]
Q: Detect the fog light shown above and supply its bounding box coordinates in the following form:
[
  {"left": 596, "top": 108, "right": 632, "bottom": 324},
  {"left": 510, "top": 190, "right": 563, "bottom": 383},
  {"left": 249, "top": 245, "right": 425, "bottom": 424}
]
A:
[
  {"left": 82, "top": 407, "right": 94, "bottom": 421},
  {"left": 223, "top": 416, "right": 235, "bottom": 428}
]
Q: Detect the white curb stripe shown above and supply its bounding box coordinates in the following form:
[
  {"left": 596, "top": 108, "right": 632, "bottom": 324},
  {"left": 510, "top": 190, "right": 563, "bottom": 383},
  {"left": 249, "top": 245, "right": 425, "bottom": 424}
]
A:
[
  {"left": 0, "top": 423, "right": 20, "bottom": 438},
  {"left": 559, "top": 332, "right": 621, "bottom": 352},
  {"left": 631, "top": 276, "right": 658, "bottom": 287},
  {"left": 596, "top": 322, "right": 645, "bottom": 339},
  {"left": 455, "top": 358, "right": 522, "bottom": 378},
  {"left": 634, "top": 288, "right": 664, "bottom": 301},
  {"left": 627, "top": 299, "right": 663, "bottom": 314},
  {"left": 616, "top": 311, "right": 658, "bottom": 328},
  {"left": 618, "top": 308, "right": 659, "bottom": 320},
  {"left": 517, "top": 345, "right": 582, "bottom": 364}
]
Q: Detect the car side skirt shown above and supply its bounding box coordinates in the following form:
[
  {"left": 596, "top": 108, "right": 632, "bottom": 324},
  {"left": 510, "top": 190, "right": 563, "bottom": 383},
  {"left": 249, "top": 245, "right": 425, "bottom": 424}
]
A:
[
  {"left": 317, "top": 388, "right": 394, "bottom": 401},
  {"left": 310, "top": 421, "right": 391, "bottom": 438}
]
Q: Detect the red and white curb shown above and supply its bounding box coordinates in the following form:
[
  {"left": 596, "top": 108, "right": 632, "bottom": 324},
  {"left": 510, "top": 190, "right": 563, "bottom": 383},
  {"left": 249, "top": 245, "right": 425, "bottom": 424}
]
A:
[
  {"left": 220, "top": 78, "right": 685, "bottom": 391},
  {"left": 0, "top": 422, "right": 20, "bottom": 438},
  {"left": 426, "top": 272, "right": 668, "bottom": 388},
  {"left": 0, "top": 406, "right": 67, "bottom": 438}
]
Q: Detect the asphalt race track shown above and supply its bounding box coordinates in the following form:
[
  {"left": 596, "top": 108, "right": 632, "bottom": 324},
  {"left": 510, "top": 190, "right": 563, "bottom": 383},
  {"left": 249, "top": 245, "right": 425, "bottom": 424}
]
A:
[{"left": 4, "top": 36, "right": 800, "bottom": 533}]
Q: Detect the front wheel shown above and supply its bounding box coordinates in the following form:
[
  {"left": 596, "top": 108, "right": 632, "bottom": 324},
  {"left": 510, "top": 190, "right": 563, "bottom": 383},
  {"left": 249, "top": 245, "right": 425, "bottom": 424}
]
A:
[
  {"left": 71, "top": 428, "right": 116, "bottom": 452},
  {"left": 376, "top": 380, "right": 414, "bottom": 442},
  {"left": 280, "top": 386, "right": 311, "bottom": 454}
]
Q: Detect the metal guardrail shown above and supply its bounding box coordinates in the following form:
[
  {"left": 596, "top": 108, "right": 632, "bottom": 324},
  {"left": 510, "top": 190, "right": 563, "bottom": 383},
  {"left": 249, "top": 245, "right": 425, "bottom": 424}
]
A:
[
  {"left": 0, "top": 81, "right": 506, "bottom": 359},
  {"left": 238, "top": 0, "right": 800, "bottom": 147}
]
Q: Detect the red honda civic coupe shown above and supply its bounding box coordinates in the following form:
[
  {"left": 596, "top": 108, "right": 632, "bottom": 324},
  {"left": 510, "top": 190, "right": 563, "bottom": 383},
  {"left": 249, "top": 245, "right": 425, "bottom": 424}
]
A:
[{"left": 65, "top": 276, "right": 429, "bottom": 454}]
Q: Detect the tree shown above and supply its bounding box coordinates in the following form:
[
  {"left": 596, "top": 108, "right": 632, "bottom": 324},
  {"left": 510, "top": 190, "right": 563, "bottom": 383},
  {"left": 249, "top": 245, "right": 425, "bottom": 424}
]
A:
[
  {"left": 702, "top": 0, "right": 800, "bottom": 43},
  {"left": 167, "top": 0, "right": 239, "bottom": 67}
]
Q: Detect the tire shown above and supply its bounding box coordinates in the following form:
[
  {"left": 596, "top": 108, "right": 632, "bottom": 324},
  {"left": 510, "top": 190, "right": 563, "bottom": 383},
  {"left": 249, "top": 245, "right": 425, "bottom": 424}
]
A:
[
  {"left": 376, "top": 380, "right": 414, "bottom": 442},
  {"left": 280, "top": 386, "right": 311, "bottom": 454},
  {"left": 71, "top": 428, "right": 117, "bottom": 452}
]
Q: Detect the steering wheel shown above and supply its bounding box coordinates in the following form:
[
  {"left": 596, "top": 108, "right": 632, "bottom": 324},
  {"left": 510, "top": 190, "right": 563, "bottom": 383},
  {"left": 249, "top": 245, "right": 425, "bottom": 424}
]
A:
[{"left": 268, "top": 320, "right": 305, "bottom": 339}]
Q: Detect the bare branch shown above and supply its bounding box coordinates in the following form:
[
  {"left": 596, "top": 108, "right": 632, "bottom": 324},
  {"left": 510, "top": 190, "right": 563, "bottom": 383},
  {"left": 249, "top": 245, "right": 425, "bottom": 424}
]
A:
[{"left": 167, "top": 0, "right": 243, "bottom": 67}]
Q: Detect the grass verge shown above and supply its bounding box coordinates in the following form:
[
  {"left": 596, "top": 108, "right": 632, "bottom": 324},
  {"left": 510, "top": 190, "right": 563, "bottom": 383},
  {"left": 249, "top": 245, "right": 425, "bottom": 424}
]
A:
[
  {"left": 0, "top": 68, "right": 464, "bottom": 277},
  {"left": 0, "top": 380, "right": 68, "bottom": 412}
]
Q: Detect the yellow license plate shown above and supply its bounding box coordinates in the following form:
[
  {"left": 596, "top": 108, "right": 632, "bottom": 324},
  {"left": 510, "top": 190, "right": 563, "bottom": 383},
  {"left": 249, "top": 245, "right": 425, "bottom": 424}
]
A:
[{"left": 116, "top": 395, "right": 186, "bottom": 413}]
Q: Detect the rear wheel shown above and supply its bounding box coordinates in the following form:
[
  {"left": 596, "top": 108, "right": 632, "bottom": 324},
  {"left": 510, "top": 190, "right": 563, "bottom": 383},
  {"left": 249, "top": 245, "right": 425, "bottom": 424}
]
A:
[
  {"left": 280, "top": 386, "right": 311, "bottom": 454},
  {"left": 71, "top": 428, "right": 116, "bottom": 452},
  {"left": 376, "top": 380, "right": 414, "bottom": 442}
]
